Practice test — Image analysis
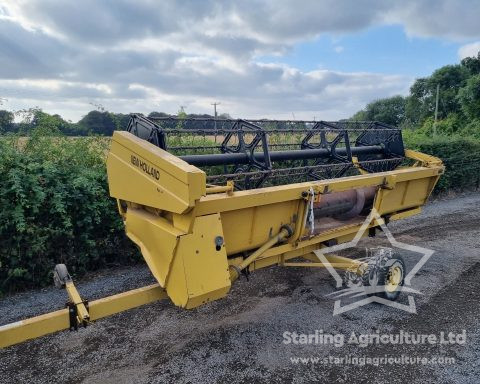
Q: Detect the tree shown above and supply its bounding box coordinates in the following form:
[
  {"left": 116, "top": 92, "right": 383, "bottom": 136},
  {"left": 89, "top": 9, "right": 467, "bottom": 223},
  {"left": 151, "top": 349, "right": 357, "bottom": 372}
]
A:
[
  {"left": 457, "top": 74, "right": 480, "bottom": 120},
  {"left": 78, "top": 110, "right": 116, "bottom": 135},
  {"left": 0, "top": 110, "right": 14, "bottom": 133},
  {"left": 110, "top": 113, "right": 131, "bottom": 131},
  {"left": 351, "top": 96, "right": 406, "bottom": 126},
  {"left": 427, "top": 65, "right": 469, "bottom": 118},
  {"left": 148, "top": 111, "right": 170, "bottom": 118},
  {"left": 403, "top": 65, "right": 470, "bottom": 125},
  {"left": 34, "top": 111, "right": 63, "bottom": 133},
  {"left": 461, "top": 51, "right": 480, "bottom": 76},
  {"left": 405, "top": 77, "right": 430, "bottom": 125}
]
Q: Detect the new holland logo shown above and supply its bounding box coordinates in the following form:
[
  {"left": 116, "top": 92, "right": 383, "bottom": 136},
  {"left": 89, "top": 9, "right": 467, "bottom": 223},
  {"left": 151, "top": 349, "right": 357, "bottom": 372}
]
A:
[{"left": 131, "top": 155, "right": 160, "bottom": 180}]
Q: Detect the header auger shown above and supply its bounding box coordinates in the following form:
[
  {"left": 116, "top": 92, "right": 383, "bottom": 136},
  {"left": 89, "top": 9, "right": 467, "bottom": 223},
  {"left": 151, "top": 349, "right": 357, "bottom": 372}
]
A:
[{"left": 0, "top": 115, "right": 444, "bottom": 348}]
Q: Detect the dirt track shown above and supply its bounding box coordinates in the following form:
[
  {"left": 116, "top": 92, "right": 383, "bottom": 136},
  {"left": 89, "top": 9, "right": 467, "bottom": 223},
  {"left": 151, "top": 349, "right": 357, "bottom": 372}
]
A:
[{"left": 1, "top": 193, "right": 479, "bottom": 383}]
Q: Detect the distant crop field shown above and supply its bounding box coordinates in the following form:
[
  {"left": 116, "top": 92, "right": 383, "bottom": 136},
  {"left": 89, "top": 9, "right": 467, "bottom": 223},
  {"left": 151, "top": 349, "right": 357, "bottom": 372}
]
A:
[{"left": 1, "top": 135, "right": 111, "bottom": 152}]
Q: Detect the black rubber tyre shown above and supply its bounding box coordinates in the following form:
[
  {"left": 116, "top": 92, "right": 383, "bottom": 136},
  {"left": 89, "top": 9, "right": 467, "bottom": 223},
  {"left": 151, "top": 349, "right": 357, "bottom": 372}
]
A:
[
  {"left": 53, "top": 263, "right": 71, "bottom": 289},
  {"left": 374, "top": 255, "right": 406, "bottom": 300}
]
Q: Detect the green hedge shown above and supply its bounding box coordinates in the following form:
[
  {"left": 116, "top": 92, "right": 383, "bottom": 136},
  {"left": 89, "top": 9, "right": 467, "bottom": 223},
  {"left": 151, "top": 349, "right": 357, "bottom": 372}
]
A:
[
  {"left": 404, "top": 131, "right": 480, "bottom": 192},
  {"left": 0, "top": 129, "right": 138, "bottom": 294}
]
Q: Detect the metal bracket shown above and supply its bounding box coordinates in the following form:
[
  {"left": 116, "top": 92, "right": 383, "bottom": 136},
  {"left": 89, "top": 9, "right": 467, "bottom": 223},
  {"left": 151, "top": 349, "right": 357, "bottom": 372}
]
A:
[
  {"left": 66, "top": 300, "right": 89, "bottom": 331},
  {"left": 127, "top": 114, "right": 167, "bottom": 150},
  {"left": 221, "top": 120, "right": 272, "bottom": 189},
  {"left": 355, "top": 123, "right": 405, "bottom": 173},
  {"left": 381, "top": 175, "right": 397, "bottom": 190},
  {"left": 301, "top": 121, "right": 353, "bottom": 180}
]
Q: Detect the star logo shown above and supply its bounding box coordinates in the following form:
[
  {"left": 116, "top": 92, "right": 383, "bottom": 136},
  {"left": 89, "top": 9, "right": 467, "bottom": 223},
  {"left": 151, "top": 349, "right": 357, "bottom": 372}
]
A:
[{"left": 313, "top": 208, "right": 434, "bottom": 315}]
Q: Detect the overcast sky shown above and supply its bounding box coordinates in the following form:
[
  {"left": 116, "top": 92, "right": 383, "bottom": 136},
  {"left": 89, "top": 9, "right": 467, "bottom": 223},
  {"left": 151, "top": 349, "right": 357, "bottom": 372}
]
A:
[{"left": 1, "top": 0, "right": 480, "bottom": 122}]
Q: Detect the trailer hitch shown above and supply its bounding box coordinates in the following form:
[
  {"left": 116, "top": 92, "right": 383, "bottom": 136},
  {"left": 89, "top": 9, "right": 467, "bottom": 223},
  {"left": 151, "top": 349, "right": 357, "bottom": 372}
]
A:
[{"left": 0, "top": 266, "right": 168, "bottom": 348}]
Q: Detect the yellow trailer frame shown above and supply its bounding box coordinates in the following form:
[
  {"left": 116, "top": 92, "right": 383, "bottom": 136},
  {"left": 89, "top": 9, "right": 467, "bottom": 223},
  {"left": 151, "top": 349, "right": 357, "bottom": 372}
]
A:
[
  {"left": 0, "top": 283, "right": 166, "bottom": 348},
  {"left": 0, "top": 130, "right": 444, "bottom": 348}
]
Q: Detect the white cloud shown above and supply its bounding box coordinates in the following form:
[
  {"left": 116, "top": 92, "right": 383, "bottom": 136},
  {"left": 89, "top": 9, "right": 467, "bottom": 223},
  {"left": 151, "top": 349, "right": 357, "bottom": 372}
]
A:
[
  {"left": 385, "top": 0, "right": 480, "bottom": 41},
  {"left": 0, "top": 0, "right": 479, "bottom": 121},
  {"left": 458, "top": 41, "right": 480, "bottom": 59}
]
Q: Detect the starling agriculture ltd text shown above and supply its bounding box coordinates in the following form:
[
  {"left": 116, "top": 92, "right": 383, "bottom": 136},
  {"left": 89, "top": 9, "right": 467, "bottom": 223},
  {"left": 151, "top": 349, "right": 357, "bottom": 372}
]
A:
[{"left": 282, "top": 330, "right": 467, "bottom": 348}]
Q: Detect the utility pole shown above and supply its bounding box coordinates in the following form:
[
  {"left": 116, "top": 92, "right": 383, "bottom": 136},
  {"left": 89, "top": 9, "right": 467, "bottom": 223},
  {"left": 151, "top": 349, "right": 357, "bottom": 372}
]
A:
[
  {"left": 211, "top": 102, "right": 220, "bottom": 118},
  {"left": 433, "top": 83, "right": 439, "bottom": 137},
  {"left": 211, "top": 102, "right": 220, "bottom": 129}
]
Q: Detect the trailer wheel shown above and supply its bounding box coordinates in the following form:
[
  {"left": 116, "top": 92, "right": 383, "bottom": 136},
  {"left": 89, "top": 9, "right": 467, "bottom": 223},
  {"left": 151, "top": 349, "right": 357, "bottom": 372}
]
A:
[
  {"left": 53, "top": 264, "right": 72, "bottom": 289},
  {"left": 375, "top": 255, "right": 405, "bottom": 300}
]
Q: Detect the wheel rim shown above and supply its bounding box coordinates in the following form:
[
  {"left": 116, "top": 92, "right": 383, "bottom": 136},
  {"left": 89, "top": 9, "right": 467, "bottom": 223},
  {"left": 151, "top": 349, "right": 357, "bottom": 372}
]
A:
[{"left": 385, "top": 265, "right": 402, "bottom": 293}]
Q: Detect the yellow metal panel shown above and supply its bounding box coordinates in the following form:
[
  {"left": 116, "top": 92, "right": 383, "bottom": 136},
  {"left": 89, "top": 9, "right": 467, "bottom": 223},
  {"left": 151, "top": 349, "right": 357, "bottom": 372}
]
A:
[
  {"left": 196, "top": 166, "right": 442, "bottom": 216},
  {"left": 107, "top": 131, "right": 206, "bottom": 214},
  {"left": 172, "top": 210, "right": 196, "bottom": 233},
  {"left": 122, "top": 209, "right": 231, "bottom": 308},
  {"left": 388, "top": 207, "right": 422, "bottom": 221},
  {"left": 111, "top": 131, "right": 202, "bottom": 184},
  {"left": 164, "top": 243, "right": 189, "bottom": 307},
  {"left": 125, "top": 207, "right": 184, "bottom": 286},
  {"left": 376, "top": 178, "right": 434, "bottom": 215},
  {"left": 168, "top": 214, "right": 231, "bottom": 308},
  {"left": 221, "top": 200, "right": 298, "bottom": 254}
]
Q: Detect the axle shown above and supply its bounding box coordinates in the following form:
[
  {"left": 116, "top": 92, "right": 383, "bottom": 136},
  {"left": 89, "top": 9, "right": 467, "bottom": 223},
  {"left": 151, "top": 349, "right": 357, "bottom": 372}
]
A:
[{"left": 180, "top": 145, "right": 384, "bottom": 166}]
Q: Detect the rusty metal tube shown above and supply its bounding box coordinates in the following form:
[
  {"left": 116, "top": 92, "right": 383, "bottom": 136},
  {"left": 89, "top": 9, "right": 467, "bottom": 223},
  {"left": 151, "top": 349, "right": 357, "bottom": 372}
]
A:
[{"left": 313, "top": 187, "right": 376, "bottom": 220}]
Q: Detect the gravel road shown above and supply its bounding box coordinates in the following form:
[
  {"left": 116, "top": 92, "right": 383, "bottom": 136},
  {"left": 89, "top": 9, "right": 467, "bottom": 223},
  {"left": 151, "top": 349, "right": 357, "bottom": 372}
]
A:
[{"left": 1, "top": 192, "right": 479, "bottom": 383}]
